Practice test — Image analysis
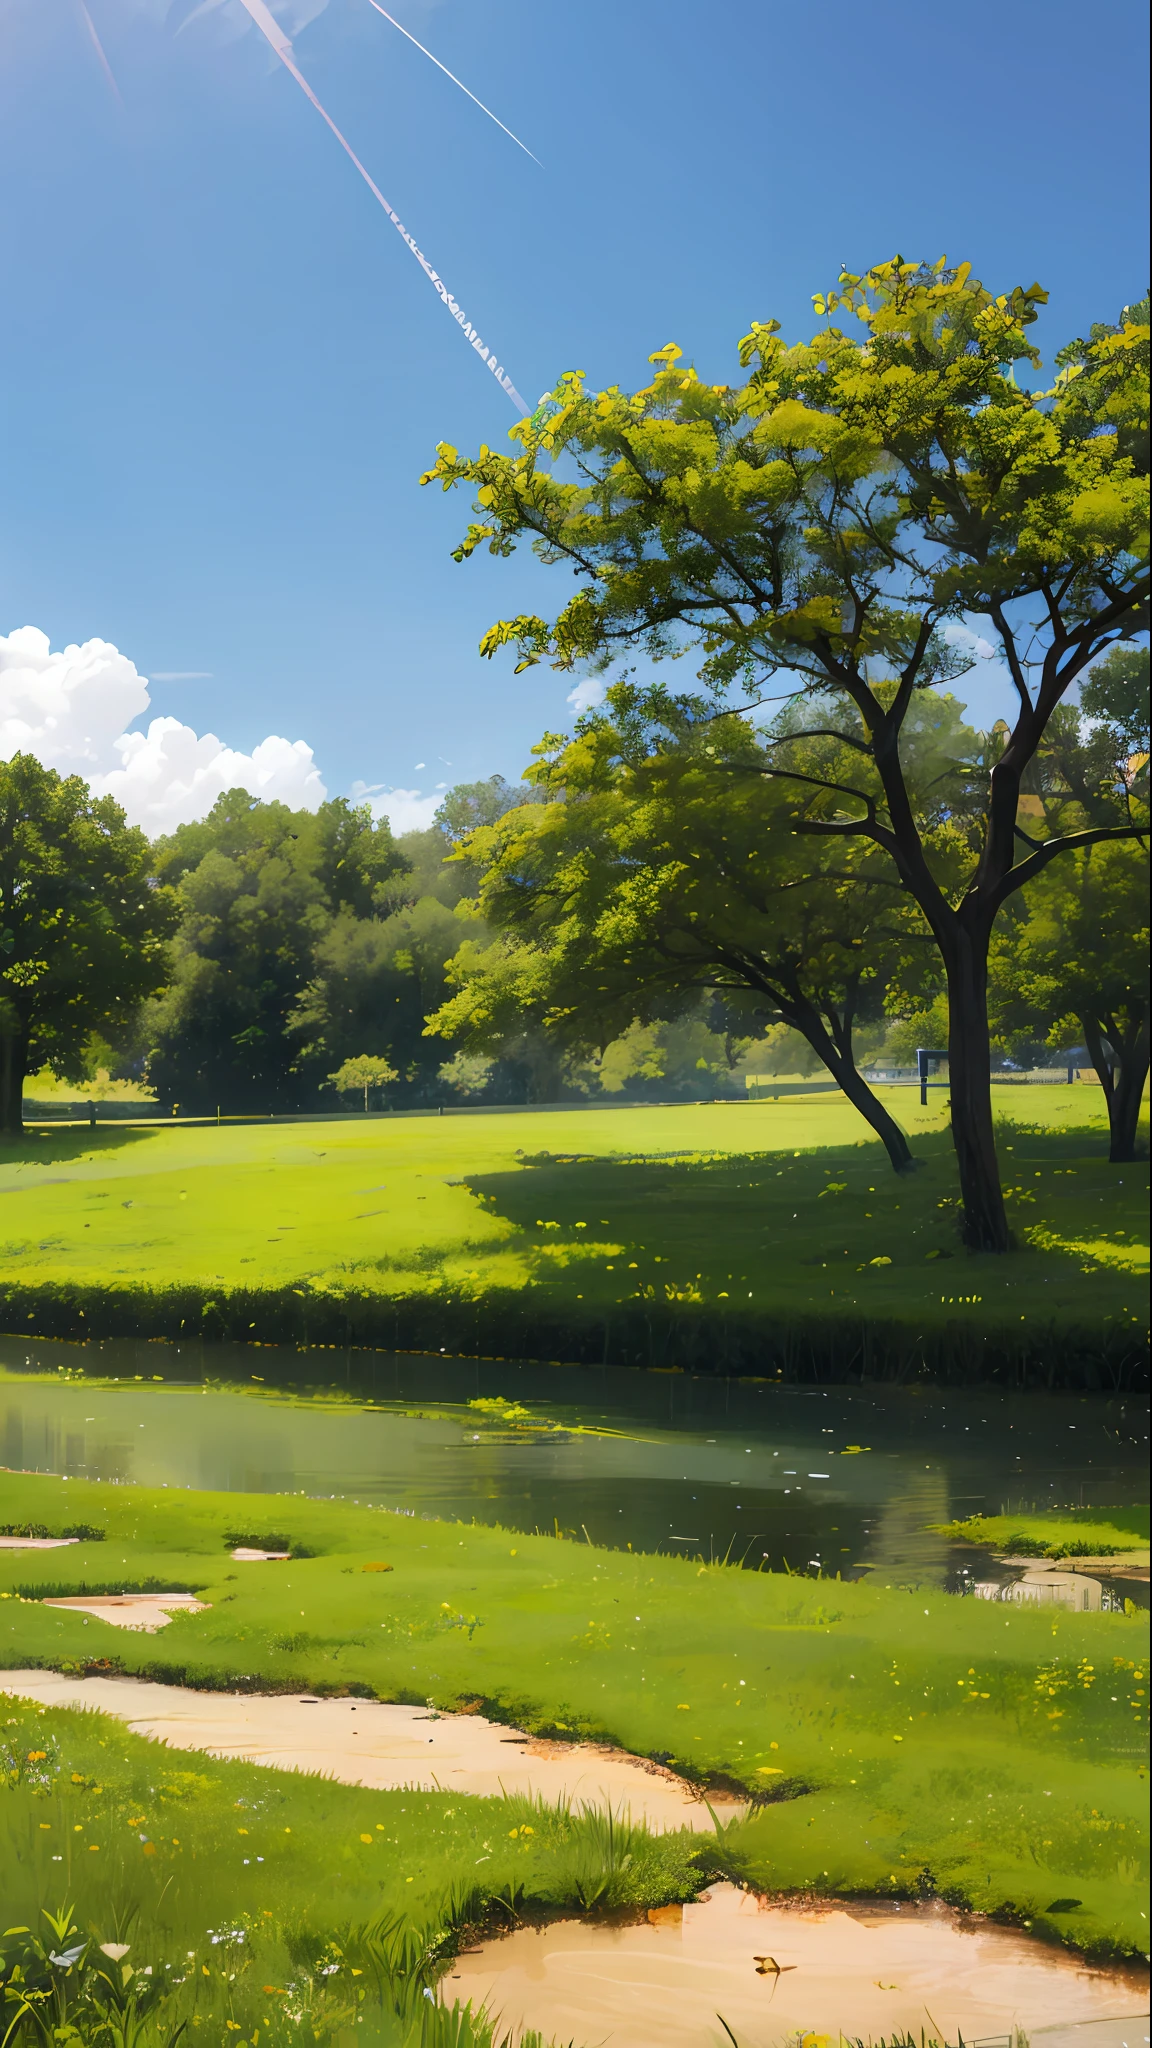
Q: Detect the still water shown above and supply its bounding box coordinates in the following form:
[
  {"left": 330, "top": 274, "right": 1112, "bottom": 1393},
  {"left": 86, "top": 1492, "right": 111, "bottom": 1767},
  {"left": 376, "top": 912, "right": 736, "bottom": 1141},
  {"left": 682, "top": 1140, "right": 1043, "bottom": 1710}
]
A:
[{"left": 0, "top": 1335, "right": 1146, "bottom": 1594}]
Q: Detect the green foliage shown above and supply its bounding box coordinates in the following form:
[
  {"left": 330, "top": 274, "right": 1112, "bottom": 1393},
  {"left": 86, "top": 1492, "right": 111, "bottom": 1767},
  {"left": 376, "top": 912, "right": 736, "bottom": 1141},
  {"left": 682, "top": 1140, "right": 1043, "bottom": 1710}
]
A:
[
  {"left": 326, "top": 1055, "right": 399, "bottom": 1110},
  {"left": 1079, "top": 643, "right": 1150, "bottom": 753},
  {"left": 424, "top": 254, "right": 1149, "bottom": 1249},
  {"left": 427, "top": 698, "right": 959, "bottom": 1166},
  {"left": 150, "top": 790, "right": 406, "bottom": 916},
  {"left": 142, "top": 790, "right": 517, "bottom": 1115},
  {"left": 145, "top": 792, "right": 407, "bottom": 1115},
  {"left": 0, "top": 1525, "right": 105, "bottom": 1543},
  {"left": 990, "top": 839, "right": 1147, "bottom": 1038},
  {"left": 0, "top": 756, "right": 176, "bottom": 1134},
  {"left": 433, "top": 776, "right": 541, "bottom": 844},
  {"left": 0, "top": 1472, "right": 1147, "bottom": 1955},
  {"left": 988, "top": 832, "right": 1149, "bottom": 1157},
  {"left": 876, "top": 995, "right": 951, "bottom": 1071},
  {"left": 436, "top": 1051, "right": 496, "bottom": 1100},
  {"left": 588, "top": 1013, "right": 738, "bottom": 1098},
  {"left": 293, "top": 896, "right": 465, "bottom": 1101}
]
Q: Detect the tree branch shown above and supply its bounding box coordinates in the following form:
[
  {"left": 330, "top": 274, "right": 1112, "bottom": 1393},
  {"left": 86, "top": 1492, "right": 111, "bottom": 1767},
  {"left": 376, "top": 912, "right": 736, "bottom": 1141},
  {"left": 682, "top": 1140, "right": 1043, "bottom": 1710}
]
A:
[{"left": 992, "top": 822, "right": 1149, "bottom": 909}]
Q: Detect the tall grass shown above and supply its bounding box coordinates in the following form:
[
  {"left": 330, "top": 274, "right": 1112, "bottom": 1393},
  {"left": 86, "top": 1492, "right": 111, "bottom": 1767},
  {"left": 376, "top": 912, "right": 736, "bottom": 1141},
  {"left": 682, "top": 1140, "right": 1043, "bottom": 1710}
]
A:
[
  {"left": 0, "top": 1698, "right": 698, "bottom": 2048},
  {"left": 0, "top": 1902, "right": 531, "bottom": 2048},
  {"left": 1, "top": 1274, "right": 1143, "bottom": 1387}
]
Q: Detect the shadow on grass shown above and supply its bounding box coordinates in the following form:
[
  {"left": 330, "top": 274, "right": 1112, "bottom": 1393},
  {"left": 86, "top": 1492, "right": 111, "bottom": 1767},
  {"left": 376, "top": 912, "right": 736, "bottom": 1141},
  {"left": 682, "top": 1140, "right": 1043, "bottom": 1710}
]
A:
[
  {"left": 0, "top": 1124, "right": 157, "bottom": 1168},
  {"left": 0, "top": 1120, "right": 1145, "bottom": 1388},
  {"left": 473, "top": 1133, "right": 986, "bottom": 1279},
  {"left": 464, "top": 1118, "right": 1148, "bottom": 1295}
]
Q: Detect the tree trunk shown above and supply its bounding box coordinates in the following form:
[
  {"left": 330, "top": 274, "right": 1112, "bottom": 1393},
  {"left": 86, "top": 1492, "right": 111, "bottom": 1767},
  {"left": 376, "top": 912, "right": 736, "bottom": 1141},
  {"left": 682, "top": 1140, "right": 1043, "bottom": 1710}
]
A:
[
  {"left": 1082, "top": 1010, "right": 1150, "bottom": 1164},
  {"left": 946, "top": 940, "right": 1011, "bottom": 1253},
  {"left": 0, "top": 1025, "right": 27, "bottom": 1137},
  {"left": 779, "top": 990, "right": 915, "bottom": 1174},
  {"left": 829, "top": 1050, "right": 916, "bottom": 1174}
]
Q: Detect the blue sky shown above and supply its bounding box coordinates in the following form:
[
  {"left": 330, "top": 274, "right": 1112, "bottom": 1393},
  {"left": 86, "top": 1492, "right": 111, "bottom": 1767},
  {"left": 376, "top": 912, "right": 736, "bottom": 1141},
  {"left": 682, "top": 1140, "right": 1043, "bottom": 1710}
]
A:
[{"left": 0, "top": 0, "right": 1148, "bottom": 825}]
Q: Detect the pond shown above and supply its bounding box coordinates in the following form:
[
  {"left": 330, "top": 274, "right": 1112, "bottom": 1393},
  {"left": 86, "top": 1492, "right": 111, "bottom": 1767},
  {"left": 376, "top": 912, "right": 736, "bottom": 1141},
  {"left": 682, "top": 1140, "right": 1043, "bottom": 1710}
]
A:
[
  {"left": 0, "top": 1334, "right": 1146, "bottom": 1598},
  {"left": 446, "top": 1884, "right": 1151, "bottom": 2048}
]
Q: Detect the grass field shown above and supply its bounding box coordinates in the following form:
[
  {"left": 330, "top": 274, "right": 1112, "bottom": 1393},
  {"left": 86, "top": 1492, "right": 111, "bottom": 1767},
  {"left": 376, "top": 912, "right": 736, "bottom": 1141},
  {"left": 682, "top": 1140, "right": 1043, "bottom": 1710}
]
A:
[
  {"left": 2, "top": 1088, "right": 1147, "bottom": 1374},
  {"left": 1, "top": 1692, "right": 695, "bottom": 2048},
  {"left": 1, "top": 1470, "right": 1147, "bottom": 1958}
]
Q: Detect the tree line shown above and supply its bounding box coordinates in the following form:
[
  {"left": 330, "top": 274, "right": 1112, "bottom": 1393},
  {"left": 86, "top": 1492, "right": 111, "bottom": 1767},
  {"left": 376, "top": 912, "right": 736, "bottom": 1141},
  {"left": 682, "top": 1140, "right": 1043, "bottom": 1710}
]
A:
[{"left": 1, "top": 257, "right": 1147, "bottom": 1257}]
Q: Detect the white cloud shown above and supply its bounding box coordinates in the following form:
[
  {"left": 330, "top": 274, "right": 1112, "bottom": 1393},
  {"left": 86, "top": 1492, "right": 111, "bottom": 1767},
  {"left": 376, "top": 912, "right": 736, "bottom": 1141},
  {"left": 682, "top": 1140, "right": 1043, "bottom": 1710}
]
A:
[
  {"left": 0, "top": 625, "right": 150, "bottom": 769},
  {"left": 0, "top": 624, "right": 326, "bottom": 835},
  {"left": 567, "top": 677, "right": 606, "bottom": 717},
  {"left": 100, "top": 720, "right": 325, "bottom": 833},
  {"left": 942, "top": 620, "right": 996, "bottom": 662},
  {"left": 369, "top": 786, "right": 441, "bottom": 834}
]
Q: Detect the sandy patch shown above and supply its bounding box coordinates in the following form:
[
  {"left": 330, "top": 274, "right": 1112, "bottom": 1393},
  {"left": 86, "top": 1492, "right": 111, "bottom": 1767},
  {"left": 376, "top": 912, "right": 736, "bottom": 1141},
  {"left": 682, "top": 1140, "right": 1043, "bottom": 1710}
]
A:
[
  {"left": 0, "top": 1670, "right": 740, "bottom": 1831},
  {"left": 39, "top": 1595, "right": 209, "bottom": 1632},
  {"left": 445, "top": 1882, "right": 1149, "bottom": 2048},
  {"left": 0, "top": 1536, "right": 80, "bottom": 1549},
  {"left": 230, "top": 1549, "right": 289, "bottom": 1561}
]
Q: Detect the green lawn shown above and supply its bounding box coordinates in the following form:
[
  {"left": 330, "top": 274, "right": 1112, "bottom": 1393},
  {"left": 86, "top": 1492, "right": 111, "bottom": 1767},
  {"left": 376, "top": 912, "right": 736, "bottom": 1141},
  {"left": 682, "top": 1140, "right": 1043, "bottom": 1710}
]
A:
[
  {"left": 1, "top": 1692, "right": 695, "bottom": 2048},
  {"left": 1, "top": 1470, "right": 1147, "bottom": 1958},
  {"left": 2, "top": 1088, "right": 1147, "bottom": 1367}
]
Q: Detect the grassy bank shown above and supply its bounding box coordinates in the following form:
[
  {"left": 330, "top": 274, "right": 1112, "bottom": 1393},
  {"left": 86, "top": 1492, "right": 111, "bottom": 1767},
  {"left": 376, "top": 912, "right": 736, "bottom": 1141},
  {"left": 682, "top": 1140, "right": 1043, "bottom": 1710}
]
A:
[
  {"left": 933, "top": 1508, "right": 1151, "bottom": 1559},
  {"left": 2, "top": 1091, "right": 1147, "bottom": 1384},
  {"left": 2, "top": 1694, "right": 689, "bottom": 2048},
  {"left": 0, "top": 1471, "right": 1146, "bottom": 1957}
]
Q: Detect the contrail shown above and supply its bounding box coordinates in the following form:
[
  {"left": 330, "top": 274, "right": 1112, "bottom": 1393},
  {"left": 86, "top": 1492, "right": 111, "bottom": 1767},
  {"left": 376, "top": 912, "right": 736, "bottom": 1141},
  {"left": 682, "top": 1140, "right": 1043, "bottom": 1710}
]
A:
[
  {"left": 365, "top": 0, "right": 541, "bottom": 167},
  {"left": 233, "top": 0, "right": 528, "bottom": 414},
  {"left": 77, "top": 0, "right": 124, "bottom": 106}
]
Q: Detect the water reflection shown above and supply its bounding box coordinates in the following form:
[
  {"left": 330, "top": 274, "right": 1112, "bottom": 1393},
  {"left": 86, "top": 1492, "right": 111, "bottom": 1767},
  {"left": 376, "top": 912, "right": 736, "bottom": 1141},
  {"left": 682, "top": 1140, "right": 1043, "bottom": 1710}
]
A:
[
  {"left": 0, "top": 1334, "right": 1146, "bottom": 1588},
  {"left": 446, "top": 1883, "right": 1149, "bottom": 2048},
  {"left": 970, "top": 1563, "right": 1123, "bottom": 1612},
  {"left": 855, "top": 1470, "right": 953, "bottom": 1589}
]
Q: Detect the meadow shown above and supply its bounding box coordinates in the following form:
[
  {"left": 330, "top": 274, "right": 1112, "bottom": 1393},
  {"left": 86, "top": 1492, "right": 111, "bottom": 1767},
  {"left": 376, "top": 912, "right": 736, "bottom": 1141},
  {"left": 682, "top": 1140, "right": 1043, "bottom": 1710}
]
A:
[
  {"left": 1, "top": 1470, "right": 1147, "bottom": 1961},
  {"left": 1, "top": 1087, "right": 1147, "bottom": 1381},
  {"left": 1, "top": 1689, "right": 696, "bottom": 2048}
]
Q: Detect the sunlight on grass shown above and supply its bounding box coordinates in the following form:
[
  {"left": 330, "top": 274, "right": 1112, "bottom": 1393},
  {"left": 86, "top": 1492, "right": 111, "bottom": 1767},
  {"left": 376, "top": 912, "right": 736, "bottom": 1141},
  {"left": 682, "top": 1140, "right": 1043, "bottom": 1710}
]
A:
[
  {"left": 1, "top": 1469, "right": 1147, "bottom": 1958},
  {"left": 0, "top": 1092, "right": 1146, "bottom": 1353}
]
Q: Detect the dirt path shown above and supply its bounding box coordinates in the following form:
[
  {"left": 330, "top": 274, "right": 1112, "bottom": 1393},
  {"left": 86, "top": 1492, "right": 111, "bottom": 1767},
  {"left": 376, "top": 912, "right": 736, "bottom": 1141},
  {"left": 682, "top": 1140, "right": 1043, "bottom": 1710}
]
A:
[
  {"left": 0, "top": 1669, "right": 741, "bottom": 1831},
  {"left": 39, "top": 1594, "right": 209, "bottom": 1629}
]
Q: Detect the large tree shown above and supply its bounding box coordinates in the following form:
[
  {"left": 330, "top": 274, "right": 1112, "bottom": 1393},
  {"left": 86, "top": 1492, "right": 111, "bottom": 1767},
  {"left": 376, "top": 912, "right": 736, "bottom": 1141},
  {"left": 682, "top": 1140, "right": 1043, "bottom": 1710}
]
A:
[
  {"left": 147, "top": 791, "right": 407, "bottom": 1114},
  {"left": 430, "top": 700, "right": 936, "bottom": 1170},
  {"left": 423, "top": 259, "right": 1148, "bottom": 1250},
  {"left": 0, "top": 754, "right": 176, "bottom": 1134},
  {"left": 290, "top": 892, "right": 465, "bottom": 1096}
]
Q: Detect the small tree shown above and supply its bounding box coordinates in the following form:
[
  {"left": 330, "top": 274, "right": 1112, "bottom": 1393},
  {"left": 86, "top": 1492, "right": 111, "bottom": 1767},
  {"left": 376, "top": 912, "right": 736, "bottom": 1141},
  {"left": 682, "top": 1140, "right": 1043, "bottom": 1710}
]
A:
[
  {"left": 988, "top": 660, "right": 1149, "bottom": 1159},
  {"left": 424, "top": 259, "right": 1149, "bottom": 1250},
  {"left": 326, "top": 1053, "right": 398, "bottom": 1112},
  {"left": 428, "top": 704, "right": 934, "bottom": 1171},
  {"left": 0, "top": 755, "right": 176, "bottom": 1135},
  {"left": 433, "top": 774, "right": 541, "bottom": 841},
  {"left": 990, "top": 841, "right": 1149, "bottom": 1159}
]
